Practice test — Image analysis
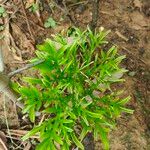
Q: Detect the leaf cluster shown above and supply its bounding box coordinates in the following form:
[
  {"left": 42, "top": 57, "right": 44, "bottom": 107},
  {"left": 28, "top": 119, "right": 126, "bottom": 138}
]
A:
[
  {"left": 15, "top": 28, "right": 133, "bottom": 150},
  {"left": 44, "top": 17, "right": 56, "bottom": 28},
  {"left": 0, "top": 6, "right": 7, "bottom": 17}
]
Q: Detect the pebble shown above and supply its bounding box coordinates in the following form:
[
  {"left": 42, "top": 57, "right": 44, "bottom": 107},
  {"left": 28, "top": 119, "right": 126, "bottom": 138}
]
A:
[{"left": 76, "top": 4, "right": 86, "bottom": 14}]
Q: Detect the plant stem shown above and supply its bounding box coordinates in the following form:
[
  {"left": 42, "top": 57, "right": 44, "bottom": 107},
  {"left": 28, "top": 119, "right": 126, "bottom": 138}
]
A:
[
  {"left": 8, "top": 59, "right": 44, "bottom": 77},
  {"left": 0, "top": 44, "right": 4, "bottom": 72}
]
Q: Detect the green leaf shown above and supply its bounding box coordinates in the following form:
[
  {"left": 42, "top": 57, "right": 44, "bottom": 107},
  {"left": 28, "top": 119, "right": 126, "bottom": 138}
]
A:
[
  {"left": 85, "top": 110, "right": 103, "bottom": 119},
  {"left": 64, "top": 126, "right": 73, "bottom": 133},
  {"left": 94, "top": 127, "right": 99, "bottom": 141},
  {"left": 50, "top": 140, "right": 57, "bottom": 150},
  {"left": 53, "top": 133, "right": 63, "bottom": 145},
  {"left": 114, "top": 55, "right": 126, "bottom": 64},
  {"left": 10, "top": 82, "right": 20, "bottom": 93},
  {"left": 0, "top": 25, "right": 4, "bottom": 31},
  {"left": 44, "top": 17, "right": 56, "bottom": 28},
  {"left": 36, "top": 138, "right": 51, "bottom": 150},
  {"left": 29, "top": 106, "right": 35, "bottom": 122},
  {"left": 22, "top": 105, "right": 33, "bottom": 114},
  {"left": 62, "top": 119, "right": 74, "bottom": 124},
  {"left": 19, "top": 87, "right": 32, "bottom": 97},
  {"left": 81, "top": 115, "right": 89, "bottom": 126},
  {"left": 107, "top": 46, "right": 117, "bottom": 57},
  {"left": 117, "top": 96, "right": 131, "bottom": 105},
  {"left": 79, "top": 127, "right": 89, "bottom": 141},
  {"left": 120, "top": 107, "right": 134, "bottom": 114},
  {"left": 98, "top": 127, "right": 109, "bottom": 150},
  {"left": 37, "top": 39, "right": 57, "bottom": 57},
  {"left": 22, "top": 125, "right": 42, "bottom": 141},
  {"left": 29, "top": 3, "right": 39, "bottom": 13},
  {"left": 62, "top": 142, "right": 70, "bottom": 150},
  {"left": 70, "top": 133, "right": 84, "bottom": 150},
  {"left": 23, "top": 77, "right": 42, "bottom": 84},
  {"left": 68, "top": 112, "right": 77, "bottom": 120},
  {"left": 0, "top": 6, "right": 6, "bottom": 17}
]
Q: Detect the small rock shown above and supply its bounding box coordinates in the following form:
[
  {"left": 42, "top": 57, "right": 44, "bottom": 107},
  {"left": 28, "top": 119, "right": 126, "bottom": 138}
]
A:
[
  {"left": 76, "top": 4, "right": 86, "bottom": 14},
  {"left": 138, "top": 47, "right": 145, "bottom": 56},
  {"left": 83, "top": 133, "right": 95, "bottom": 150},
  {"left": 128, "top": 71, "right": 136, "bottom": 77},
  {"left": 143, "top": 2, "right": 150, "bottom": 17}
]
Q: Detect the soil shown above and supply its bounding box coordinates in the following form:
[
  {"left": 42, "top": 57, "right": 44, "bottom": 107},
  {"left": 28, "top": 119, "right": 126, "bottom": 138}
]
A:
[{"left": 0, "top": 0, "right": 150, "bottom": 149}]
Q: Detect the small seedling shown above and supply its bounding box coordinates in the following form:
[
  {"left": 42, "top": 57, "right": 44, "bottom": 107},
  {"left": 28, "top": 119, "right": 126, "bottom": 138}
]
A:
[
  {"left": 0, "top": 6, "right": 7, "bottom": 17},
  {"left": 0, "top": 25, "right": 4, "bottom": 31},
  {"left": 44, "top": 17, "right": 56, "bottom": 28},
  {"left": 14, "top": 28, "right": 133, "bottom": 150},
  {"left": 29, "top": 3, "right": 39, "bottom": 13}
]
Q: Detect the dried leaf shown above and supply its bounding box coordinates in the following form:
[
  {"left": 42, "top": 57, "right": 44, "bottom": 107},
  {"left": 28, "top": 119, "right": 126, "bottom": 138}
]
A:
[
  {"left": 131, "top": 12, "right": 148, "bottom": 28},
  {"left": 133, "top": 0, "right": 142, "bottom": 10}
]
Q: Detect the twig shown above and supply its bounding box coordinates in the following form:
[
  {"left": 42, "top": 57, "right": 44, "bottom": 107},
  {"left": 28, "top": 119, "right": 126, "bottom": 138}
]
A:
[
  {"left": 90, "top": 0, "right": 100, "bottom": 31},
  {"left": 17, "top": 14, "right": 45, "bottom": 30},
  {"left": 7, "top": 130, "right": 39, "bottom": 139},
  {"left": 20, "top": 0, "right": 35, "bottom": 42},
  {"left": 0, "top": 138, "right": 8, "bottom": 150},
  {"left": 5, "top": 5, "right": 22, "bottom": 26},
  {"left": 8, "top": 59, "right": 45, "bottom": 77},
  {"left": 52, "top": 0, "right": 78, "bottom": 26},
  {"left": 0, "top": 44, "right": 4, "bottom": 72},
  {"left": 10, "top": 60, "right": 28, "bottom": 64},
  {"left": 63, "top": 1, "right": 77, "bottom": 26},
  {"left": 69, "top": 1, "right": 88, "bottom": 8},
  {"left": 3, "top": 94, "right": 14, "bottom": 144},
  {"left": 35, "top": 0, "right": 44, "bottom": 26},
  {"left": 0, "top": 0, "right": 8, "bottom": 5},
  {"left": 121, "top": 46, "right": 147, "bottom": 64}
]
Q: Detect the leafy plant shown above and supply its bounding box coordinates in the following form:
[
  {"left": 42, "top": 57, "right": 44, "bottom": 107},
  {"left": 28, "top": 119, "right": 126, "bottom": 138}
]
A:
[
  {"left": 44, "top": 17, "right": 56, "bottom": 28},
  {"left": 15, "top": 27, "right": 133, "bottom": 150},
  {"left": 0, "top": 6, "right": 7, "bottom": 17}
]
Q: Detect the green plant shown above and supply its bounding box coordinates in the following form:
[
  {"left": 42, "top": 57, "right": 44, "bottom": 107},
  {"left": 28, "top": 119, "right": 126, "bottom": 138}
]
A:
[
  {"left": 14, "top": 27, "right": 133, "bottom": 150},
  {"left": 44, "top": 17, "right": 56, "bottom": 28},
  {"left": 0, "top": 6, "right": 7, "bottom": 17},
  {"left": 0, "top": 25, "right": 4, "bottom": 31},
  {"left": 29, "top": 3, "right": 39, "bottom": 13}
]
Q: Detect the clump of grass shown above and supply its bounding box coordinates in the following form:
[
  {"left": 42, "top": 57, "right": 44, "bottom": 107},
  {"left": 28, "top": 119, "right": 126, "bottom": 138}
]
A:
[{"left": 14, "top": 27, "right": 133, "bottom": 150}]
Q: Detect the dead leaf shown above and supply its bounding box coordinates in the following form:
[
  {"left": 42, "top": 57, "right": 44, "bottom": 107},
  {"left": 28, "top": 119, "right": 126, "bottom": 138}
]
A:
[
  {"left": 133, "top": 0, "right": 142, "bottom": 11},
  {"left": 0, "top": 16, "right": 13, "bottom": 64},
  {"left": 25, "top": 0, "right": 35, "bottom": 8},
  {"left": 129, "top": 11, "right": 150, "bottom": 30},
  {"left": 11, "top": 23, "right": 35, "bottom": 55}
]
